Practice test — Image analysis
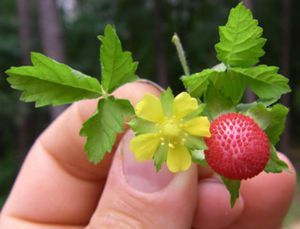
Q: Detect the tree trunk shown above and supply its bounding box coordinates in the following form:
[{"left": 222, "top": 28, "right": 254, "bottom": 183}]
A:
[
  {"left": 280, "top": 0, "right": 291, "bottom": 154},
  {"left": 243, "top": 0, "right": 256, "bottom": 103},
  {"left": 17, "top": 0, "right": 31, "bottom": 162},
  {"left": 153, "top": 0, "right": 169, "bottom": 88},
  {"left": 38, "top": 0, "right": 66, "bottom": 119},
  {"left": 18, "top": 0, "right": 31, "bottom": 65}
]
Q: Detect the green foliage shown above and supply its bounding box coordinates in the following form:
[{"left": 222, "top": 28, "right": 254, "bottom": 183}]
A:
[
  {"left": 6, "top": 53, "right": 102, "bottom": 107},
  {"left": 221, "top": 177, "right": 241, "bottom": 208},
  {"left": 178, "top": 2, "right": 290, "bottom": 207},
  {"left": 160, "top": 87, "right": 174, "bottom": 117},
  {"left": 4, "top": 24, "right": 140, "bottom": 164},
  {"left": 233, "top": 66, "right": 291, "bottom": 103},
  {"left": 204, "top": 84, "right": 235, "bottom": 119},
  {"left": 182, "top": 70, "right": 212, "bottom": 97},
  {"left": 129, "top": 117, "right": 158, "bottom": 135},
  {"left": 215, "top": 3, "right": 266, "bottom": 67},
  {"left": 99, "top": 25, "right": 138, "bottom": 93},
  {"left": 209, "top": 69, "right": 246, "bottom": 105},
  {"left": 153, "top": 143, "right": 168, "bottom": 171},
  {"left": 185, "top": 136, "right": 207, "bottom": 151},
  {"left": 80, "top": 97, "right": 134, "bottom": 163},
  {"left": 265, "top": 145, "right": 289, "bottom": 173},
  {"left": 246, "top": 103, "right": 289, "bottom": 145}
]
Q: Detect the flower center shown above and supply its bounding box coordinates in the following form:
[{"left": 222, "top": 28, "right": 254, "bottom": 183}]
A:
[
  {"left": 161, "top": 122, "right": 181, "bottom": 138},
  {"left": 158, "top": 119, "right": 187, "bottom": 148}
]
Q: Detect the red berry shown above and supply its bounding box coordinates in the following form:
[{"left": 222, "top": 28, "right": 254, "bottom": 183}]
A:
[{"left": 204, "top": 113, "right": 270, "bottom": 180}]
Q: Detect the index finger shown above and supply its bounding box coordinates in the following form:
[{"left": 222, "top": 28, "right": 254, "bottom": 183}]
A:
[{"left": 1, "top": 81, "right": 161, "bottom": 227}]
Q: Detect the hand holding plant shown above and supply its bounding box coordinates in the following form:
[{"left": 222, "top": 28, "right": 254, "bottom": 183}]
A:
[{"left": 0, "top": 3, "right": 297, "bottom": 228}]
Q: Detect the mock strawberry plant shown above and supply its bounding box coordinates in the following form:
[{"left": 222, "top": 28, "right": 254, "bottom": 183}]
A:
[{"left": 4, "top": 3, "right": 290, "bottom": 207}]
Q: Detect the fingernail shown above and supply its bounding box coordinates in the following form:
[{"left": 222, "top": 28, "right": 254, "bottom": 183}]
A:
[
  {"left": 136, "top": 79, "right": 164, "bottom": 92},
  {"left": 122, "top": 131, "right": 175, "bottom": 193}
]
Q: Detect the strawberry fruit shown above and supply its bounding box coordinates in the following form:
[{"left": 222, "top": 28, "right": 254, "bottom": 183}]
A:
[{"left": 204, "top": 113, "right": 270, "bottom": 180}]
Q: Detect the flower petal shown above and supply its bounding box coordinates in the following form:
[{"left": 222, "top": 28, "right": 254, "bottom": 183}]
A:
[
  {"left": 135, "top": 94, "right": 164, "bottom": 123},
  {"left": 183, "top": 116, "right": 211, "bottom": 137},
  {"left": 174, "top": 92, "right": 198, "bottom": 119},
  {"left": 166, "top": 144, "right": 191, "bottom": 172},
  {"left": 130, "top": 133, "right": 160, "bottom": 161}
]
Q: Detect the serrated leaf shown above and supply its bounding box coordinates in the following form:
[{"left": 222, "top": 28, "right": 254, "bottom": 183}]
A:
[
  {"left": 153, "top": 143, "right": 168, "bottom": 171},
  {"left": 161, "top": 87, "right": 174, "bottom": 117},
  {"left": 232, "top": 65, "right": 290, "bottom": 101},
  {"left": 215, "top": 3, "right": 266, "bottom": 67},
  {"left": 191, "top": 150, "right": 207, "bottom": 166},
  {"left": 80, "top": 96, "right": 134, "bottom": 163},
  {"left": 265, "top": 145, "right": 289, "bottom": 173},
  {"left": 129, "top": 117, "right": 158, "bottom": 135},
  {"left": 182, "top": 69, "right": 212, "bottom": 97},
  {"left": 246, "top": 103, "right": 288, "bottom": 145},
  {"left": 236, "top": 102, "right": 258, "bottom": 113},
  {"left": 6, "top": 52, "right": 101, "bottom": 107},
  {"left": 99, "top": 24, "right": 138, "bottom": 93},
  {"left": 209, "top": 69, "right": 246, "bottom": 105},
  {"left": 221, "top": 177, "right": 241, "bottom": 208},
  {"left": 204, "top": 84, "right": 236, "bottom": 119},
  {"left": 183, "top": 68, "right": 245, "bottom": 105}
]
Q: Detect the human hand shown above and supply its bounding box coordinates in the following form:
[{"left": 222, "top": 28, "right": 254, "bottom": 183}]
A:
[{"left": 0, "top": 81, "right": 296, "bottom": 229}]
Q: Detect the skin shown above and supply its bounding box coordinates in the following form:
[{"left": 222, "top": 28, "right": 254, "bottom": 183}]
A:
[{"left": 0, "top": 81, "right": 297, "bottom": 229}]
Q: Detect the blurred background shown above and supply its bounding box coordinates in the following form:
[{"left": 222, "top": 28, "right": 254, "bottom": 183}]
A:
[{"left": 0, "top": 0, "right": 299, "bottom": 227}]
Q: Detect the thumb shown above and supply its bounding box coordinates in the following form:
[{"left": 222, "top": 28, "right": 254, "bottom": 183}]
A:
[{"left": 87, "top": 131, "right": 198, "bottom": 229}]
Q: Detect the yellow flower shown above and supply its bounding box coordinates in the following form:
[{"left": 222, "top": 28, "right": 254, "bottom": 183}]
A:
[{"left": 130, "top": 91, "right": 211, "bottom": 173}]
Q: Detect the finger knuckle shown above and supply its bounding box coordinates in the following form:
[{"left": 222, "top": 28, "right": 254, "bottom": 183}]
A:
[{"left": 89, "top": 208, "right": 144, "bottom": 229}]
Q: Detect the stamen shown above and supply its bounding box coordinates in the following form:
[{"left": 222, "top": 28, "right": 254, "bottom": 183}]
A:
[{"left": 168, "top": 143, "right": 175, "bottom": 149}]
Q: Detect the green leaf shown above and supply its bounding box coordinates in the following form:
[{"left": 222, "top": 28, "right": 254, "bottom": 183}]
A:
[
  {"left": 153, "top": 143, "right": 168, "bottom": 171},
  {"left": 182, "top": 69, "right": 212, "bottom": 97},
  {"left": 215, "top": 3, "right": 266, "bottom": 67},
  {"left": 161, "top": 87, "right": 174, "bottom": 117},
  {"left": 236, "top": 102, "right": 258, "bottom": 113},
  {"left": 204, "top": 84, "right": 236, "bottom": 119},
  {"left": 221, "top": 177, "right": 241, "bottom": 208},
  {"left": 185, "top": 136, "right": 207, "bottom": 151},
  {"left": 209, "top": 69, "right": 246, "bottom": 105},
  {"left": 183, "top": 67, "right": 246, "bottom": 105},
  {"left": 265, "top": 145, "right": 289, "bottom": 173},
  {"left": 6, "top": 52, "right": 102, "bottom": 107},
  {"left": 80, "top": 96, "right": 134, "bottom": 163},
  {"left": 191, "top": 150, "right": 208, "bottom": 166},
  {"left": 232, "top": 65, "right": 290, "bottom": 101},
  {"left": 246, "top": 103, "right": 288, "bottom": 145},
  {"left": 129, "top": 117, "right": 158, "bottom": 135},
  {"left": 99, "top": 24, "right": 138, "bottom": 93}
]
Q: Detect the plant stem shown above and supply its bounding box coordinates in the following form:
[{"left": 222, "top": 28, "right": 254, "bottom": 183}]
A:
[
  {"left": 100, "top": 85, "right": 109, "bottom": 99},
  {"left": 172, "top": 33, "right": 190, "bottom": 76}
]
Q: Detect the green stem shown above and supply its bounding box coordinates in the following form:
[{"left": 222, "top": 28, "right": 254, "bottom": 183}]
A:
[
  {"left": 100, "top": 85, "right": 109, "bottom": 99},
  {"left": 172, "top": 33, "right": 190, "bottom": 76}
]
